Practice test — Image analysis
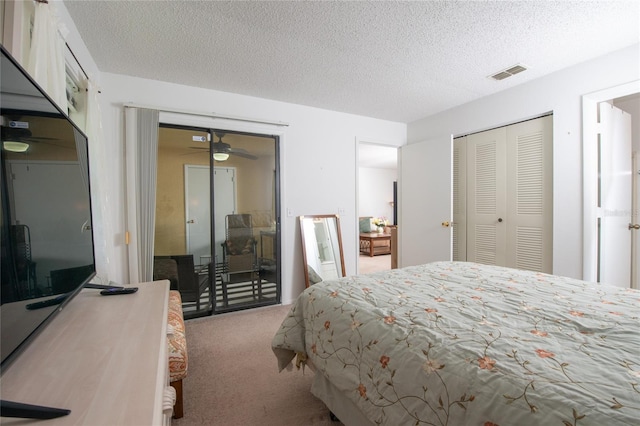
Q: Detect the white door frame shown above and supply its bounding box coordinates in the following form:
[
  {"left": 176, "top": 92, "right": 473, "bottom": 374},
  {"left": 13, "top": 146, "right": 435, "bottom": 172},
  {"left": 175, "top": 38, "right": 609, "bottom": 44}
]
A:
[
  {"left": 633, "top": 151, "right": 639, "bottom": 289},
  {"left": 582, "top": 80, "right": 640, "bottom": 283},
  {"left": 598, "top": 102, "right": 632, "bottom": 287},
  {"left": 355, "top": 138, "right": 400, "bottom": 273}
]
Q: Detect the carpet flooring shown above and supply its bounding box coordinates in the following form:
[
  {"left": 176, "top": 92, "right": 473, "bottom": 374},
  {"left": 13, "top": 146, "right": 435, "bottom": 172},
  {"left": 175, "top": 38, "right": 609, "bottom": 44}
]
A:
[
  {"left": 173, "top": 303, "right": 344, "bottom": 426},
  {"left": 358, "top": 253, "right": 390, "bottom": 274}
]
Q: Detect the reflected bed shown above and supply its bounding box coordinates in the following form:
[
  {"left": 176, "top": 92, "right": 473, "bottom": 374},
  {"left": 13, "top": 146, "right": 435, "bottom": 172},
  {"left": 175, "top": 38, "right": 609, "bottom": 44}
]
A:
[{"left": 272, "top": 261, "right": 640, "bottom": 425}]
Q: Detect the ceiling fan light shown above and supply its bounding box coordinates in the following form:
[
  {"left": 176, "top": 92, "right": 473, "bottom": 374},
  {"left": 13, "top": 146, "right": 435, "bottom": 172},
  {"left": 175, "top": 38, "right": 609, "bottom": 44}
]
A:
[
  {"left": 213, "top": 152, "right": 229, "bottom": 161},
  {"left": 3, "top": 141, "right": 29, "bottom": 152}
]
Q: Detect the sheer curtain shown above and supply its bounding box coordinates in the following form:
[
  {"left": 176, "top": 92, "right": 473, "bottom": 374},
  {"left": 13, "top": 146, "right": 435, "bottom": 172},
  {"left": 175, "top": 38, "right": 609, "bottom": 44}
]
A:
[
  {"left": 125, "top": 107, "right": 159, "bottom": 283},
  {"left": 85, "top": 79, "right": 111, "bottom": 283},
  {"left": 26, "top": 1, "right": 67, "bottom": 110}
]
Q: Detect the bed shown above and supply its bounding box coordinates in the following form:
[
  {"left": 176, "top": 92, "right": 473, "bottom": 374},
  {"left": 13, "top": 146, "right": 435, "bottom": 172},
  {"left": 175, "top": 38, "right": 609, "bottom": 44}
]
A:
[{"left": 272, "top": 261, "right": 640, "bottom": 425}]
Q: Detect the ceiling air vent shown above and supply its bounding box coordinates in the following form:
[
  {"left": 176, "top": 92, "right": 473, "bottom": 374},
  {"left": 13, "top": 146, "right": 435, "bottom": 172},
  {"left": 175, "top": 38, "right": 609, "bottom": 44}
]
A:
[{"left": 489, "top": 64, "right": 528, "bottom": 81}]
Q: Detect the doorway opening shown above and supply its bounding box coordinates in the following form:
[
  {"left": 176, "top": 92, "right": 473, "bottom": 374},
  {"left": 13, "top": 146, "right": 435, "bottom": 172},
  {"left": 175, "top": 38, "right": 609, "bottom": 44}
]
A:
[
  {"left": 583, "top": 84, "right": 639, "bottom": 289},
  {"left": 155, "top": 124, "right": 280, "bottom": 318},
  {"left": 357, "top": 142, "right": 398, "bottom": 274}
]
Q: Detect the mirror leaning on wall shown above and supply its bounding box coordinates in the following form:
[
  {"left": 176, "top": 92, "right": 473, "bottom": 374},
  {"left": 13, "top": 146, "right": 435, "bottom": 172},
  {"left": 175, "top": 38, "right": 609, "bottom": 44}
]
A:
[{"left": 299, "top": 215, "right": 346, "bottom": 288}]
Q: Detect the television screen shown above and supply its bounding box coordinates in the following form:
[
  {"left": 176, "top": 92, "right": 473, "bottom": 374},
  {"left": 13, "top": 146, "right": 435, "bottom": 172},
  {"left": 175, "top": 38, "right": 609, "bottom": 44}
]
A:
[{"left": 0, "top": 46, "right": 96, "bottom": 372}]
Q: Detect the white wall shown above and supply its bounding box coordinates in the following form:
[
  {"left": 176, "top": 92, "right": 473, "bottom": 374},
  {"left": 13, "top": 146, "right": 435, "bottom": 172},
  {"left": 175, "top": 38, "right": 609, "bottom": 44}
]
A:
[
  {"left": 358, "top": 167, "right": 397, "bottom": 223},
  {"left": 38, "top": 2, "right": 640, "bottom": 294},
  {"left": 42, "top": 1, "right": 408, "bottom": 305},
  {"left": 97, "top": 73, "right": 405, "bottom": 304},
  {"left": 407, "top": 44, "right": 640, "bottom": 280}
]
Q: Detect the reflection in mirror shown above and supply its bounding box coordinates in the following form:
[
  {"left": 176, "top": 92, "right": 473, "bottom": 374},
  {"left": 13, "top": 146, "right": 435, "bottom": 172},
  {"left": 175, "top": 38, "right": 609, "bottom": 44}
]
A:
[{"left": 299, "top": 215, "right": 345, "bottom": 288}]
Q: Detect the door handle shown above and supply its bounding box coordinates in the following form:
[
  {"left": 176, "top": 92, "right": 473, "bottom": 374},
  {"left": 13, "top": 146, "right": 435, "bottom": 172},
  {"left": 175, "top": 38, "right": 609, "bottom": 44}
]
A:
[
  {"left": 187, "top": 219, "right": 195, "bottom": 224},
  {"left": 629, "top": 223, "right": 640, "bottom": 230},
  {"left": 442, "top": 221, "right": 453, "bottom": 228}
]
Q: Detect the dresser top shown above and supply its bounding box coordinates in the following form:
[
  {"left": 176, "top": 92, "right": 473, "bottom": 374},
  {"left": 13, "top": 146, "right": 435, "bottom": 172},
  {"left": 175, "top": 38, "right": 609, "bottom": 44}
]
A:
[{"left": 0, "top": 281, "right": 170, "bottom": 425}]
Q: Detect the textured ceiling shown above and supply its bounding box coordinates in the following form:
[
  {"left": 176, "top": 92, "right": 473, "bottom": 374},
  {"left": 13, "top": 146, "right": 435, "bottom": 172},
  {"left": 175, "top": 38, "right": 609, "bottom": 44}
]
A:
[{"left": 63, "top": 1, "right": 639, "bottom": 123}]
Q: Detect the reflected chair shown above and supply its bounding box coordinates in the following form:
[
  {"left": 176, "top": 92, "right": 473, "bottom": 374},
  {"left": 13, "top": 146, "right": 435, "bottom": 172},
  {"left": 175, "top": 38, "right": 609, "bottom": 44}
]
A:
[
  {"left": 154, "top": 255, "right": 209, "bottom": 310},
  {"left": 10, "top": 224, "right": 37, "bottom": 297},
  {"left": 153, "top": 257, "right": 179, "bottom": 290},
  {"left": 220, "top": 214, "right": 259, "bottom": 306}
]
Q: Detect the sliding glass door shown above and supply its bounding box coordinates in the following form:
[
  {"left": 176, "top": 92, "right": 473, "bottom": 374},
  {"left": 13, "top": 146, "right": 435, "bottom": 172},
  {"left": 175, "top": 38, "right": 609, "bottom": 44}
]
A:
[{"left": 155, "top": 125, "right": 280, "bottom": 318}]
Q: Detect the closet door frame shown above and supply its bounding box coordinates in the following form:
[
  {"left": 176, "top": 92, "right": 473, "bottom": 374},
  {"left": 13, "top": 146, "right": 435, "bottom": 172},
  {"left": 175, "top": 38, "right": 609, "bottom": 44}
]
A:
[{"left": 456, "top": 114, "right": 553, "bottom": 272}]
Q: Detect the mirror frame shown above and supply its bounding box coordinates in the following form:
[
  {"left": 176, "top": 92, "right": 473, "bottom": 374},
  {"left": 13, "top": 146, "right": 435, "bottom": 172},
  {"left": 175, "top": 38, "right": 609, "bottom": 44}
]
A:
[{"left": 299, "top": 214, "right": 346, "bottom": 288}]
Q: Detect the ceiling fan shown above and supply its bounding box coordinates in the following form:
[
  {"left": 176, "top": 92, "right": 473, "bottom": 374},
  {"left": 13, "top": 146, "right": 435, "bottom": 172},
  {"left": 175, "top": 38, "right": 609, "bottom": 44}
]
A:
[
  {"left": 189, "top": 132, "right": 257, "bottom": 161},
  {"left": 1, "top": 118, "right": 61, "bottom": 152}
]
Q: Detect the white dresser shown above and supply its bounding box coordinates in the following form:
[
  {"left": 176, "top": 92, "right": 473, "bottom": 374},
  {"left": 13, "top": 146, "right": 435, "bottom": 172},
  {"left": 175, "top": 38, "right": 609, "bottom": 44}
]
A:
[{"left": 0, "top": 281, "right": 172, "bottom": 425}]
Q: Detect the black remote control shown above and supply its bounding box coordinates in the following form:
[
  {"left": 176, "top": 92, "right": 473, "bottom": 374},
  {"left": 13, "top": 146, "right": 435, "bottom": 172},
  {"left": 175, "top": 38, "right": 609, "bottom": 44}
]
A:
[
  {"left": 100, "top": 287, "right": 138, "bottom": 296},
  {"left": 1, "top": 400, "right": 70, "bottom": 419},
  {"left": 85, "top": 283, "right": 123, "bottom": 290}
]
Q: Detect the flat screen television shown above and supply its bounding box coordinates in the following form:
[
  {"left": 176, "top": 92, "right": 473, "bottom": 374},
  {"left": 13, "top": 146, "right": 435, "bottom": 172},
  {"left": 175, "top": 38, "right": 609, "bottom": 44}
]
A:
[{"left": 0, "top": 46, "right": 96, "bottom": 418}]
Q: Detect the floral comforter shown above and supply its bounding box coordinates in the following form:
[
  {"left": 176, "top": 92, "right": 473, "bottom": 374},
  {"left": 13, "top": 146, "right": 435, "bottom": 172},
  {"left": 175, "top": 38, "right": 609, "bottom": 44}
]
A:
[{"left": 272, "top": 262, "right": 640, "bottom": 425}]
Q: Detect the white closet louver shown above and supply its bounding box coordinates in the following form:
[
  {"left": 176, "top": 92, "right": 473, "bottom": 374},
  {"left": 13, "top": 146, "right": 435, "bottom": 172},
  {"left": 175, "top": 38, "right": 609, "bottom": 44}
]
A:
[
  {"left": 474, "top": 141, "right": 498, "bottom": 265},
  {"left": 515, "top": 130, "right": 545, "bottom": 271},
  {"left": 475, "top": 224, "right": 497, "bottom": 265},
  {"left": 475, "top": 142, "right": 497, "bottom": 215},
  {"left": 517, "top": 132, "right": 544, "bottom": 216},
  {"left": 453, "top": 147, "right": 462, "bottom": 261},
  {"left": 516, "top": 227, "right": 544, "bottom": 272}
]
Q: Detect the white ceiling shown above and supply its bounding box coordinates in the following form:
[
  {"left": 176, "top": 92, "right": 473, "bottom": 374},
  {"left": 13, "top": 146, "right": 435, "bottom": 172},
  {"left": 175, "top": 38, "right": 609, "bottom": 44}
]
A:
[
  {"left": 63, "top": 1, "right": 639, "bottom": 124},
  {"left": 359, "top": 143, "right": 398, "bottom": 169}
]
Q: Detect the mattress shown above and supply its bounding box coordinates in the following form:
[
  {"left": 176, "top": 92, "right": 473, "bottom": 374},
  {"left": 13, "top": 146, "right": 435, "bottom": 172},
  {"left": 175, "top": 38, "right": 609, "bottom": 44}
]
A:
[{"left": 272, "top": 261, "right": 640, "bottom": 425}]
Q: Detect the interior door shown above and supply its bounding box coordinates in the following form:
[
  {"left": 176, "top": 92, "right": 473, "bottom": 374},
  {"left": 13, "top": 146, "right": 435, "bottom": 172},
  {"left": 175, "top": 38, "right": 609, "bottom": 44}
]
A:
[
  {"left": 399, "top": 136, "right": 453, "bottom": 267},
  {"left": 505, "top": 116, "right": 553, "bottom": 273},
  {"left": 185, "top": 165, "right": 237, "bottom": 267},
  {"left": 185, "top": 165, "right": 211, "bottom": 266},
  {"left": 466, "top": 127, "right": 507, "bottom": 266},
  {"left": 599, "top": 102, "right": 632, "bottom": 287}
]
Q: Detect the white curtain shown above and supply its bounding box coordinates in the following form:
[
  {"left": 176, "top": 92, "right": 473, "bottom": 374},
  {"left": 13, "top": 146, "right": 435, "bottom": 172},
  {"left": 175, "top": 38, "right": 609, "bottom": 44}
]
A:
[
  {"left": 26, "top": 1, "right": 67, "bottom": 110},
  {"left": 85, "top": 79, "right": 111, "bottom": 283},
  {"left": 125, "top": 107, "right": 159, "bottom": 283}
]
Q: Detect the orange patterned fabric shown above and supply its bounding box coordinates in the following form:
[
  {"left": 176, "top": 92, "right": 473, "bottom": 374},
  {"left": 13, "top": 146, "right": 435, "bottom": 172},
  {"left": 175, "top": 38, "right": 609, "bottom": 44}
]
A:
[{"left": 168, "top": 290, "right": 187, "bottom": 382}]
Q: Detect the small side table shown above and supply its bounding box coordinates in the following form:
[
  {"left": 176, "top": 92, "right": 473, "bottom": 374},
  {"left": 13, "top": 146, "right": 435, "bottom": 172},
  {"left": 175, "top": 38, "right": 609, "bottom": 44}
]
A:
[{"left": 359, "top": 232, "right": 392, "bottom": 257}]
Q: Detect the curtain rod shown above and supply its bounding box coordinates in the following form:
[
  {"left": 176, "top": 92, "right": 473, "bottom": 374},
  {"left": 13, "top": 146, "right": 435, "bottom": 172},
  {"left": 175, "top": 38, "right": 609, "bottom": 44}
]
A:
[{"left": 123, "top": 103, "right": 290, "bottom": 127}]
